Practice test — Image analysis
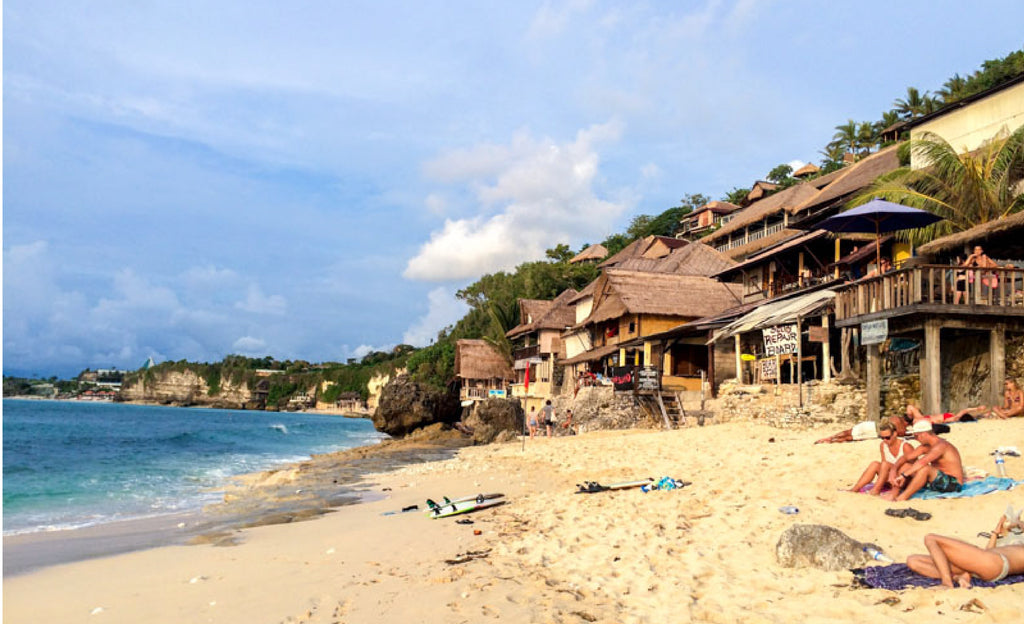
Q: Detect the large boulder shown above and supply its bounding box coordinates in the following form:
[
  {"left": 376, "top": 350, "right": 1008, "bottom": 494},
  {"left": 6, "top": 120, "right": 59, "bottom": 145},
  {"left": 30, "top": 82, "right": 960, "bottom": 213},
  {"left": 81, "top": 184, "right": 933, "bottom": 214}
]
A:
[
  {"left": 462, "top": 399, "right": 523, "bottom": 444},
  {"left": 372, "top": 376, "right": 461, "bottom": 438},
  {"left": 776, "top": 524, "right": 880, "bottom": 571}
]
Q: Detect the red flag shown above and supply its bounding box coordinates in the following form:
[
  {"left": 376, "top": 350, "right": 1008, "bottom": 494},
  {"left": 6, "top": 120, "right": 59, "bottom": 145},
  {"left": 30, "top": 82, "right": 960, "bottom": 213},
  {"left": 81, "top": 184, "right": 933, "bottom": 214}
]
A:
[{"left": 524, "top": 364, "right": 530, "bottom": 394}]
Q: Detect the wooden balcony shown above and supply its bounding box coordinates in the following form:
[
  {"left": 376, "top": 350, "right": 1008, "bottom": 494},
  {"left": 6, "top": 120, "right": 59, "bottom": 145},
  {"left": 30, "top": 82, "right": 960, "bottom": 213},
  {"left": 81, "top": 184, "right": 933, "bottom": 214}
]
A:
[
  {"left": 513, "top": 344, "right": 540, "bottom": 361},
  {"left": 834, "top": 264, "right": 1024, "bottom": 326}
]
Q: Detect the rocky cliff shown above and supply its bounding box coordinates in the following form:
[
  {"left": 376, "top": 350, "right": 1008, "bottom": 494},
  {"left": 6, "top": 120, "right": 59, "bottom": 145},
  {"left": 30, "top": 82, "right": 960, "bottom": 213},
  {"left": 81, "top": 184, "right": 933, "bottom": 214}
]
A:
[{"left": 119, "top": 370, "right": 261, "bottom": 410}]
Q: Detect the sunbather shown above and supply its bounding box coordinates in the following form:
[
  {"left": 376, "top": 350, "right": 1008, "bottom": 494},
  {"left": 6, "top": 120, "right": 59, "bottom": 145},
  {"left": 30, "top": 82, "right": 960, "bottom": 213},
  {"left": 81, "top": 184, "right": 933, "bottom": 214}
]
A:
[
  {"left": 815, "top": 411, "right": 911, "bottom": 444},
  {"left": 906, "top": 511, "right": 1024, "bottom": 588},
  {"left": 905, "top": 403, "right": 987, "bottom": 423},
  {"left": 883, "top": 421, "right": 965, "bottom": 502},
  {"left": 849, "top": 419, "right": 915, "bottom": 495},
  {"left": 991, "top": 379, "right": 1024, "bottom": 419}
]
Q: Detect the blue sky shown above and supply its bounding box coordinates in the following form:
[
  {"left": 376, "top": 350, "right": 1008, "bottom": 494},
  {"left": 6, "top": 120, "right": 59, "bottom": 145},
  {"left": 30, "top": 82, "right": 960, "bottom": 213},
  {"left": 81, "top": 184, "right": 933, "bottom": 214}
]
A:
[{"left": 4, "top": 1, "right": 1023, "bottom": 378}]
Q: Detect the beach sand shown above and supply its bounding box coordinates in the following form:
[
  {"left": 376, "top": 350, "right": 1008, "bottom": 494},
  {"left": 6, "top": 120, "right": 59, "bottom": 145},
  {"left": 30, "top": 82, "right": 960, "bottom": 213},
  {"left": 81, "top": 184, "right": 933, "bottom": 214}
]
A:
[{"left": 5, "top": 419, "right": 1024, "bottom": 623}]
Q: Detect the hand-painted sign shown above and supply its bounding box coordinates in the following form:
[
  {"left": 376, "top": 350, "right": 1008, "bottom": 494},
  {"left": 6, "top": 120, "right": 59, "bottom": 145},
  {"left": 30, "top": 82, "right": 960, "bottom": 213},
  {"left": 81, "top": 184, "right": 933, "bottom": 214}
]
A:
[
  {"left": 861, "top": 319, "right": 889, "bottom": 346},
  {"left": 808, "top": 326, "right": 829, "bottom": 343},
  {"left": 636, "top": 367, "right": 660, "bottom": 390},
  {"left": 760, "top": 357, "right": 778, "bottom": 381},
  {"left": 762, "top": 324, "right": 799, "bottom": 357},
  {"left": 488, "top": 389, "right": 507, "bottom": 398}
]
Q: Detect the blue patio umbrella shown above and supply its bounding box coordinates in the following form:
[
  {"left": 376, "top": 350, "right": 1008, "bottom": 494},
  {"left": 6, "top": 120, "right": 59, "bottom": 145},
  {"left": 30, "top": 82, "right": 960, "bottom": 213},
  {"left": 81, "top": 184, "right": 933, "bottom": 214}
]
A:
[{"left": 812, "top": 199, "right": 944, "bottom": 271}]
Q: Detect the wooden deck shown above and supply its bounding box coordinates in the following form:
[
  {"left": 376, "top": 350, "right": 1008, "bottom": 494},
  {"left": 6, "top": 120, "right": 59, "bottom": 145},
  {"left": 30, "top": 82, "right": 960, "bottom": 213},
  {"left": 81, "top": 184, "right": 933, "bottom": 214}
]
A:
[{"left": 834, "top": 264, "right": 1024, "bottom": 326}]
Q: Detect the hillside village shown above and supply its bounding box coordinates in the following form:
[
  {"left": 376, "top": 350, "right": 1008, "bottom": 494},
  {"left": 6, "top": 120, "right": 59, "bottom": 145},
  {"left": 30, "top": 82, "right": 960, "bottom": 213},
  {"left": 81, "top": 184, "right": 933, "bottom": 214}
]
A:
[{"left": 453, "top": 74, "right": 1024, "bottom": 435}]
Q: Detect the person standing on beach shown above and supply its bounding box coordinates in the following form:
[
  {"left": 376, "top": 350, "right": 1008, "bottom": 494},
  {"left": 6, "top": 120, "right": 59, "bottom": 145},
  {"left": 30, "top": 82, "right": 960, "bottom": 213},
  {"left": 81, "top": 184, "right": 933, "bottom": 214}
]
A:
[
  {"left": 884, "top": 421, "right": 965, "bottom": 501},
  {"left": 541, "top": 400, "right": 555, "bottom": 437},
  {"left": 562, "top": 409, "right": 576, "bottom": 435},
  {"left": 528, "top": 407, "right": 539, "bottom": 439}
]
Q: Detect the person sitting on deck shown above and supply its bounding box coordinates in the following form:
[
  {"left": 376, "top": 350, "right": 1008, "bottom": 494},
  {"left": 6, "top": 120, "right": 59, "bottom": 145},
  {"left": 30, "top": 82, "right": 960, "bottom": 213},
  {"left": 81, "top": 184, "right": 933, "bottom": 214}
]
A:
[
  {"left": 849, "top": 418, "right": 915, "bottom": 495},
  {"left": 954, "top": 245, "right": 998, "bottom": 304},
  {"left": 906, "top": 510, "right": 1024, "bottom": 588},
  {"left": 905, "top": 403, "right": 988, "bottom": 424},
  {"left": 865, "top": 257, "right": 893, "bottom": 278},
  {"left": 991, "top": 379, "right": 1024, "bottom": 419},
  {"left": 882, "top": 421, "right": 965, "bottom": 502}
]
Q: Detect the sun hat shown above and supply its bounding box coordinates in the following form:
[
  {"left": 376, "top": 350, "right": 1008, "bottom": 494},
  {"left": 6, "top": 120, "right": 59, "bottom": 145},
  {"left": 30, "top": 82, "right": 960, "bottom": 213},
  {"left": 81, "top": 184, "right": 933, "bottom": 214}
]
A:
[{"left": 910, "top": 420, "right": 933, "bottom": 434}]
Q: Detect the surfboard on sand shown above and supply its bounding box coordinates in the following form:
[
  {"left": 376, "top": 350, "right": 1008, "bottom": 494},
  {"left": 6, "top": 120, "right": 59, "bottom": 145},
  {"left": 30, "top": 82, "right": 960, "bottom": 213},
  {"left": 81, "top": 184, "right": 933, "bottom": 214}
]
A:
[
  {"left": 427, "top": 496, "right": 506, "bottom": 518},
  {"left": 575, "top": 478, "right": 654, "bottom": 494}
]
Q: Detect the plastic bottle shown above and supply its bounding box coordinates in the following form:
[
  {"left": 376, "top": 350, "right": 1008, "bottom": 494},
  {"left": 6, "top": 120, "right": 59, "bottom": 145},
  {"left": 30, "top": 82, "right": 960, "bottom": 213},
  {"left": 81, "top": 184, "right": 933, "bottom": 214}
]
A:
[
  {"left": 779, "top": 506, "right": 799, "bottom": 514},
  {"left": 863, "top": 546, "right": 895, "bottom": 564},
  {"left": 995, "top": 451, "right": 1007, "bottom": 478}
]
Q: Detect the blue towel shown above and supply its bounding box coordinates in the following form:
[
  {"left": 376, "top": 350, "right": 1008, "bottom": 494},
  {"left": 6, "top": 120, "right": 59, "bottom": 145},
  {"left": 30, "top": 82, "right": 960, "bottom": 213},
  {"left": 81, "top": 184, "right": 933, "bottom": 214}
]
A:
[
  {"left": 858, "top": 563, "right": 1024, "bottom": 589},
  {"left": 911, "top": 476, "right": 1022, "bottom": 500}
]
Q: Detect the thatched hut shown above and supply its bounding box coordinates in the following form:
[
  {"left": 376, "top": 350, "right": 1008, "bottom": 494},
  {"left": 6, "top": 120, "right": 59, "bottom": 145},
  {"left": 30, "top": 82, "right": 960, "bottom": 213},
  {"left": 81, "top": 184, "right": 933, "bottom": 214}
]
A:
[
  {"left": 454, "top": 339, "right": 514, "bottom": 403},
  {"left": 570, "top": 244, "right": 608, "bottom": 264},
  {"left": 917, "top": 212, "right": 1024, "bottom": 263}
]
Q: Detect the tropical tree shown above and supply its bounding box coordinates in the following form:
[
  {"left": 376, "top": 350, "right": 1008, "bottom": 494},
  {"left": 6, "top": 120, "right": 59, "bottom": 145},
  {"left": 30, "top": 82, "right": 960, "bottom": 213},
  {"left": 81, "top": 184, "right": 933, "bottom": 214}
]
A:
[
  {"left": 832, "top": 120, "right": 859, "bottom": 154},
  {"left": 856, "top": 121, "right": 878, "bottom": 154},
  {"left": 936, "top": 74, "right": 967, "bottom": 103},
  {"left": 850, "top": 127, "right": 1024, "bottom": 244},
  {"left": 893, "top": 87, "right": 930, "bottom": 119}
]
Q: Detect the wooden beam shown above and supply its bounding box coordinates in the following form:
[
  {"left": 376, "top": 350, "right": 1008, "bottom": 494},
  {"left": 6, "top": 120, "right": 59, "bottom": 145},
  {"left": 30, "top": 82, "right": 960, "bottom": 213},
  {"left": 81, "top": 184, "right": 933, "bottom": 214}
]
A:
[
  {"left": 991, "top": 326, "right": 1006, "bottom": 409},
  {"left": 922, "top": 319, "right": 941, "bottom": 415},
  {"left": 866, "top": 343, "right": 881, "bottom": 423}
]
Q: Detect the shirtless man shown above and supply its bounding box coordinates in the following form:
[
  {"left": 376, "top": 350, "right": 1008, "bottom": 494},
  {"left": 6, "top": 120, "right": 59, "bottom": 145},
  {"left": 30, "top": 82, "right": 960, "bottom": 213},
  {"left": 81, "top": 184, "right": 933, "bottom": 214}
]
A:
[
  {"left": 907, "top": 512, "right": 1024, "bottom": 588},
  {"left": 991, "top": 378, "right": 1024, "bottom": 419},
  {"left": 883, "top": 420, "right": 964, "bottom": 501}
]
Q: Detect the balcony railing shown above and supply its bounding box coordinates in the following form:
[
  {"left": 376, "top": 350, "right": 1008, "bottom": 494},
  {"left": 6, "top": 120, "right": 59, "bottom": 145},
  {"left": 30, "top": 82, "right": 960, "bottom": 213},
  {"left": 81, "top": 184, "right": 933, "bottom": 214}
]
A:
[
  {"left": 513, "top": 344, "right": 540, "bottom": 361},
  {"left": 834, "top": 265, "right": 1024, "bottom": 322}
]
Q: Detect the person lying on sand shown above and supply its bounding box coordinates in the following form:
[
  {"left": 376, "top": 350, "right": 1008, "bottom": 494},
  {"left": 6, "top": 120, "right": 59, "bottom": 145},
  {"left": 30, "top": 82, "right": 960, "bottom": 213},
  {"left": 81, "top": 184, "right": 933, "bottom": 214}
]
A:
[
  {"left": 815, "top": 410, "right": 911, "bottom": 444},
  {"left": 905, "top": 403, "right": 988, "bottom": 423},
  {"left": 849, "top": 418, "right": 915, "bottom": 495},
  {"left": 991, "top": 379, "right": 1024, "bottom": 419},
  {"left": 906, "top": 512, "right": 1024, "bottom": 588},
  {"left": 883, "top": 421, "right": 964, "bottom": 502}
]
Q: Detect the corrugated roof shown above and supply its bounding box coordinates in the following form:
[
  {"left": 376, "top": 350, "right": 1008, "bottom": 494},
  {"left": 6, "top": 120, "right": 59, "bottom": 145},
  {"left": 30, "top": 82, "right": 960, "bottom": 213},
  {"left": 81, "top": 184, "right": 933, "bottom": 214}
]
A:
[{"left": 710, "top": 290, "right": 836, "bottom": 342}]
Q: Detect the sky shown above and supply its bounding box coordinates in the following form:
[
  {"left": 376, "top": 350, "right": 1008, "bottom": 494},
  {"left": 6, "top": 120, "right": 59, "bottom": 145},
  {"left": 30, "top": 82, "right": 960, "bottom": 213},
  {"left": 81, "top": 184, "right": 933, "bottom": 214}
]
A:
[{"left": 4, "top": 1, "right": 1024, "bottom": 378}]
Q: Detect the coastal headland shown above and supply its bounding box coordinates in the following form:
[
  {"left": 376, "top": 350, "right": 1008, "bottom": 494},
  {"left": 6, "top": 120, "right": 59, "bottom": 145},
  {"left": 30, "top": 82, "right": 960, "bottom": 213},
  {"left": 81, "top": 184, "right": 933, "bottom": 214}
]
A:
[{"left": 5, "top": 418, "right": 1024, "bottom": 623}]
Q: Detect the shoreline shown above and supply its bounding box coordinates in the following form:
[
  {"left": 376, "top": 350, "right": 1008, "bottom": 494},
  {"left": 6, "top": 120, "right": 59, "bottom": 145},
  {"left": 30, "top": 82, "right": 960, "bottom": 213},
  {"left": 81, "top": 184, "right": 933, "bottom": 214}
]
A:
[
  {"left": 5, "top": 418, "right": 1024, "bottom": 622},
  {"left": 2, "top": 429, "right": 470, "bottom": 577}
]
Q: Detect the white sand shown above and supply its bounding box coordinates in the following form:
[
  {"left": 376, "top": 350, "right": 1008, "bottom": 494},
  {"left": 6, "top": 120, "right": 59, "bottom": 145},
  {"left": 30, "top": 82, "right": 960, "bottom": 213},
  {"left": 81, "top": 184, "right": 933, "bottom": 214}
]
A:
[{"left": 5, "top": 419, "right": 1024, "bottom": 623}]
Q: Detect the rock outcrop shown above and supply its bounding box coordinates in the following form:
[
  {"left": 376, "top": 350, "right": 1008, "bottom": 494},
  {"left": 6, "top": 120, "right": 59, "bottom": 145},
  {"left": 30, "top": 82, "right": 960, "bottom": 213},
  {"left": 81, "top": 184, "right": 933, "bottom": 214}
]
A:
[
  {"left": 119, "top": 370, "right": 258, "bottom": 409},
  {"left": 776, "top": 524, "right": 879, "bottom": 571},
  {"left": 372, "top": 376, "right": 461, "bottom": 438},
  {"left": 462, "top": 398, "right": 523, "bottom": 444}
]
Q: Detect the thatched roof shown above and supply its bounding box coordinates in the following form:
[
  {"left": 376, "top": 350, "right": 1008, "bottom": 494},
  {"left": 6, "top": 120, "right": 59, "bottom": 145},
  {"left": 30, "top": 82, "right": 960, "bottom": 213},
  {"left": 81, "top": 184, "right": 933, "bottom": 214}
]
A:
[
  {"left": 792, "top": 145, "right": 901, "bottom": 214},
  {"left": 506, "top": 289, "right": 579, "bottom": 338},
  {"left": 702, "top": 184, "right": 821, "bottom": 243},
  {"left": 570, "top": 244, "right": 608, "bottom": 264},
  {"left": 792, "top": 163, "right": 820, "bottom": 178},
  {"left": 613, "top": 242, "right": 736, "bottom": 276},
  {"left": 746, "top": 180, "right": 779, "bottom": 202},
  {"left": 454, "top": 339, "right": 513, "bottom": 380},
  {"left": 598, "top": 235, "right": 688, "bottom": 268},
  {"left": 584, "top": 269, "right": 743, "bottom": 325},
  {"left": 715, "top": 230, "right": 831, "bottom": 278},
  {"left": 567, "top": 279, "right": 598, "bottom": 304},
  {"left": 918, "top": 212, "right": 1024, "bottom": 260}
]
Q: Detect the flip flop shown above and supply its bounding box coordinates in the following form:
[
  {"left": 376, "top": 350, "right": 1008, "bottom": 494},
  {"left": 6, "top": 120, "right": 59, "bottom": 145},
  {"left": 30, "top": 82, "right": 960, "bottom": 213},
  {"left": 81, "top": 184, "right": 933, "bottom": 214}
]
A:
[{"left": 885, "top": 508, "right": 910, "bottom": 518}]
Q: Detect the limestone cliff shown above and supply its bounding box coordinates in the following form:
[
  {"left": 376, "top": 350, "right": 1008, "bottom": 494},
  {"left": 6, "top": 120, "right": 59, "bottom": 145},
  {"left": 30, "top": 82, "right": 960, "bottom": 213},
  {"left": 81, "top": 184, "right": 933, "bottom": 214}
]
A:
[{"left": 119, "top": 369, "right": 260, "bottom": 410}]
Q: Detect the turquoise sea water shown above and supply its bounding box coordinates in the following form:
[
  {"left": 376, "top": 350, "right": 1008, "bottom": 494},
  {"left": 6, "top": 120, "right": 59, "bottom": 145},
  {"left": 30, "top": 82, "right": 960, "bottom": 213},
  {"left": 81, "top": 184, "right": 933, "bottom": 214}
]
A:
[{"left": 2, "top": 399, "right": 386, "bottom": 535}]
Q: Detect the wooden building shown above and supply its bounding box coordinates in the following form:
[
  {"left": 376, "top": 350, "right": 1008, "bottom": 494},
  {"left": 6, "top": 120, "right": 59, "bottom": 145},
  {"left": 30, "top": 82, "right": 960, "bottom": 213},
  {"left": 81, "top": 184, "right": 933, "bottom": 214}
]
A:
[{"left": 453, "top": 339, "right": 514, "bottom": 404}]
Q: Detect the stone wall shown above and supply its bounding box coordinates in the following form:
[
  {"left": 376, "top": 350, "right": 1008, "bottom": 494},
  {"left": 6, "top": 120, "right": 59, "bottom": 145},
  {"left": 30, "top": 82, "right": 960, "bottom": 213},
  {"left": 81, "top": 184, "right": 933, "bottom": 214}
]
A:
[
  {"left": 704, "top": 380, "right": 866, "bottom": 430},
  {"left": 548, "top": 386, "right": 654, "bottom": 433}
]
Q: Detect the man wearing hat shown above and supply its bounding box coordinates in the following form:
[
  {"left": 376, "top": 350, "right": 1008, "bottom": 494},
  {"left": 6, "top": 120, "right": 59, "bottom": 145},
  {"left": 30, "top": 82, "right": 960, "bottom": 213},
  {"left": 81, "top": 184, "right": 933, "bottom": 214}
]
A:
[{"left": 884, "top": 420, "right": 965, "bottom": 501}]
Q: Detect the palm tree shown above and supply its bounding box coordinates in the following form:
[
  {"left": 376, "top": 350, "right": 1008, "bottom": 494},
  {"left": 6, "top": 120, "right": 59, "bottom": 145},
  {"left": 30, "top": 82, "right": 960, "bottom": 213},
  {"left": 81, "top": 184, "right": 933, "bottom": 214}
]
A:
[
  {"left": 832, "top": 120, "right": 859, "bottom": 155},
  {"left": 893, "top": 87, "right": 930, "bottom": 120},
  {"left": 937, "top": 74, "right": 967, "bottom": 103},
  {"left": 856, "top": 121, "right": 877, "bottom": 154},
  {"left": 850, "top": 127, "right": 1024, "bottom": 245}
]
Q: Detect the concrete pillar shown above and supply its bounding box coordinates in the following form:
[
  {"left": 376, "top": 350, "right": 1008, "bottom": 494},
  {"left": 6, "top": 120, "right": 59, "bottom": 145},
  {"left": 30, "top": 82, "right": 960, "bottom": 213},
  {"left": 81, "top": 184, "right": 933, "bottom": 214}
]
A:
[
  {"left": 866, "top": 344, "right": 881, "bottom": 423},
  {"left": 922, "top": 320, "right": 942, "bottom": 415},
  {"left": 991, "top": 326, "right": 1006, "bottom": 408},
  {"left": 734, "top": 334, "right": 743, "bottom": 383},
  {"left": 822, "top": 314, "right": 832, "bottom": 383}
]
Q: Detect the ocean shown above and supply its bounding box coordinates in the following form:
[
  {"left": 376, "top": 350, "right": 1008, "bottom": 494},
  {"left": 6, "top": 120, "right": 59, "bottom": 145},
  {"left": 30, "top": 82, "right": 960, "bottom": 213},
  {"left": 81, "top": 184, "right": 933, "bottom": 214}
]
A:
[{"left": 2, "top": 399, "right": 387, "bottom": 536}]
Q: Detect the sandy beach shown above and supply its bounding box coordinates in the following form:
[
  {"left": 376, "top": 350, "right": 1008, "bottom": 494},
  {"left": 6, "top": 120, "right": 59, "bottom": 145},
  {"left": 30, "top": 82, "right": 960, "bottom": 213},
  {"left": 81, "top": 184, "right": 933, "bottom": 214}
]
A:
[{"left": 5, "top": 418, "right": 1024, "bottom": 623}]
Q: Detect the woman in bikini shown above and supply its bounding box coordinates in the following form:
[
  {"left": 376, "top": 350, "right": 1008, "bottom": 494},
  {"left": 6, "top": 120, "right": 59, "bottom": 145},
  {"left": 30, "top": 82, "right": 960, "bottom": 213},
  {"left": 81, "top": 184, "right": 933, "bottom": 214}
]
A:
[
  {"left": 849, "top": 418, "right": 914, "bottom": 495},
  {"left": 907, "top": 512, "right": 1024, "bottom": 588},
  {"left": 991, "top": 379, "right": 1024, "bottom": 419}
]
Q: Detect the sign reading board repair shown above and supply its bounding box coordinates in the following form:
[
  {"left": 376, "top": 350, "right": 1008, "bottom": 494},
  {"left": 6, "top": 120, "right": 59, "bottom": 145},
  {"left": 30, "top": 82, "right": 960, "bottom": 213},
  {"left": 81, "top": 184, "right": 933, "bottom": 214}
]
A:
[{"left": 762, "top": 324, "right": 799, "bottom": 357}]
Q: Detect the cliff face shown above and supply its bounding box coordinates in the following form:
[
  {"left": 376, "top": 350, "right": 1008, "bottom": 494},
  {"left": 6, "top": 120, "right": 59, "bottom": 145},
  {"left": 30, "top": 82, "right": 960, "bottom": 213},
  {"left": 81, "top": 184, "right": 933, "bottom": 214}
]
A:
[{"left": 119, "top": 370, "right": 259, "bottom": 410}]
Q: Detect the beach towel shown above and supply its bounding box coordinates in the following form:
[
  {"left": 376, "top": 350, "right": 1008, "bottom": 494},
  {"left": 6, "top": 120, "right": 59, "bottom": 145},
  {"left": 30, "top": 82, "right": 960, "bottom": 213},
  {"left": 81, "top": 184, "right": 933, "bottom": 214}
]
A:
[
  {"left": 855, "top": 563, "right": 1024, "bottom": 590},
  {"left": 910, "top": 476, "right": 1023, "bottom": 500}
]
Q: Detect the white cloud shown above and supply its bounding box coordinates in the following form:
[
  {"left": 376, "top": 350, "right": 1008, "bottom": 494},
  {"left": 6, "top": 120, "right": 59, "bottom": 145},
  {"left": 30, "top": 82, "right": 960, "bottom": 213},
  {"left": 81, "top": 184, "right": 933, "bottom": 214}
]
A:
[
  {"left": 788, "top": 159, "right": 807, "bottom": 171},
  {"left": 405, "top": 122, "right": 628, "bottom": 281},
  {"left": 232, "top": 336, "right": 267, "bottom": 354},
  {"left": 402, "top": 287, "right": 470, "bottom": 347},
  {"left": 235, "top": 283, "right": 287, "bottom": 315}
]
